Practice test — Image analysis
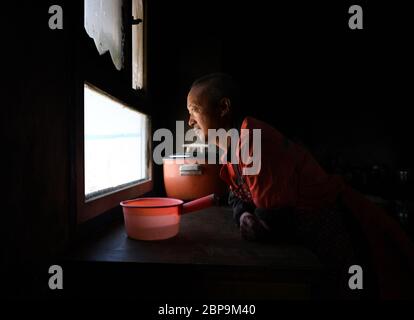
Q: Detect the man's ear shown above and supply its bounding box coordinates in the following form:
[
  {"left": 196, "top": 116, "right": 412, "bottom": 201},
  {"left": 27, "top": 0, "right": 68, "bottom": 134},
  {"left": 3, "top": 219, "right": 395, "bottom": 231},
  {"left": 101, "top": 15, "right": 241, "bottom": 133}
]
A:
[{"left": 219, "top": 97, "right": 231, "bottom": 117}]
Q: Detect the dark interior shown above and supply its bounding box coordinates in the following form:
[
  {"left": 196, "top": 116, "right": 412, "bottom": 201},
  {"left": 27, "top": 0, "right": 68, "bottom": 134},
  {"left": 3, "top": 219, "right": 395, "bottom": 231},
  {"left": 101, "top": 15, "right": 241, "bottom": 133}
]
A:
[{"left": 3, "top": 0, "right": 413, "bottom": 300}]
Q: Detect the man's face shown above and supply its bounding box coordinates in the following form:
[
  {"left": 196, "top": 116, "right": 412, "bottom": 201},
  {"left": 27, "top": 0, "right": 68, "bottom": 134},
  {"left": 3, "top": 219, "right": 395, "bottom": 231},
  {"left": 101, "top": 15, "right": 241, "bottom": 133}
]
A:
[{"left": 187, "top": 85, "right": 220, "bottom": 141}]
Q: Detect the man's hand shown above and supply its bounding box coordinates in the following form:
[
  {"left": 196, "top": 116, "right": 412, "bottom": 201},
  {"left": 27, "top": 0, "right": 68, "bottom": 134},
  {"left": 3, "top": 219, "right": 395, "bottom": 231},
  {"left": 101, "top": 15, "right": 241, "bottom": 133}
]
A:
[{"left": 239, "top": 212, "right": 270, "bottom": 241}]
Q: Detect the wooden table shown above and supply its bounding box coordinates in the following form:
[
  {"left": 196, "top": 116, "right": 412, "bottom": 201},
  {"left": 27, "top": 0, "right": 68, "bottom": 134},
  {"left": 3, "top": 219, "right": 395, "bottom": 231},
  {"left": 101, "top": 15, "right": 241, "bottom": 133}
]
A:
[{"left": 64, "top": 206, "right": 324, "bottom": 299}]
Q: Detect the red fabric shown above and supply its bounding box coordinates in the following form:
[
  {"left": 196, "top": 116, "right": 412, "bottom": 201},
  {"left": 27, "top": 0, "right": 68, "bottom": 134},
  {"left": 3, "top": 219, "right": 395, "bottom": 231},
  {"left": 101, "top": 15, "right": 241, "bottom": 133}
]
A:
[
  {"left": 220, "top": 117, "right": 414, "bottom": 298},
  {"left": 341, "top": 186, "right": 414, "bottom": 298}
]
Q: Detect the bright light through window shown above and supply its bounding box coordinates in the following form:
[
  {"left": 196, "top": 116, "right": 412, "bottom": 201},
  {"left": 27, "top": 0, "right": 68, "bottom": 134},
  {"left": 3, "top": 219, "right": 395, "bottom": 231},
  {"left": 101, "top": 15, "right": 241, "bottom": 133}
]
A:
[{"left": 84, "top": 83, "right": 149, "bottom": 200}]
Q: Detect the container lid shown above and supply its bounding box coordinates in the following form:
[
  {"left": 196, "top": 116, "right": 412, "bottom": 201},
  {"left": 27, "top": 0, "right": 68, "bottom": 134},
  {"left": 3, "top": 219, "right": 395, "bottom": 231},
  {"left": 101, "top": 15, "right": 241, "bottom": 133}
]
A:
[
  {"left": 166, "top": 153, "right": 192, "bottom": 159},
  {"left": 163, "top": 152, "right": 220, "bottom": 162}
]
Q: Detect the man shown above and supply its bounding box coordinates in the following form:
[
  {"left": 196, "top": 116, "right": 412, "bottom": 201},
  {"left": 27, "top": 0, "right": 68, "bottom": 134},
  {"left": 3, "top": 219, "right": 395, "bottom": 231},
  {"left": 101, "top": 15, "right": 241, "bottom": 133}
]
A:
[{"left": 187, "top": 73, "right": 414, "bottom": 299}]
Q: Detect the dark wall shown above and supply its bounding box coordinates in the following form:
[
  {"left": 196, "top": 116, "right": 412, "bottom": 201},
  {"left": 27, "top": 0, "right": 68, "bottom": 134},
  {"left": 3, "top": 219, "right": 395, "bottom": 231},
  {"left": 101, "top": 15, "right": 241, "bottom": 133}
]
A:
[{"left": 4, "top": 2, "right": 70, "bottom": 267}]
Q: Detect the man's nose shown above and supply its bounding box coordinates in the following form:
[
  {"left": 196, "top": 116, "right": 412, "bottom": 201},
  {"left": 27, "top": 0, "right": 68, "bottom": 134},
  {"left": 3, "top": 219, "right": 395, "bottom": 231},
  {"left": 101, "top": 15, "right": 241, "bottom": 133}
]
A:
[{"left": 188, "top": 115, "right": 196, "bottom": 127}]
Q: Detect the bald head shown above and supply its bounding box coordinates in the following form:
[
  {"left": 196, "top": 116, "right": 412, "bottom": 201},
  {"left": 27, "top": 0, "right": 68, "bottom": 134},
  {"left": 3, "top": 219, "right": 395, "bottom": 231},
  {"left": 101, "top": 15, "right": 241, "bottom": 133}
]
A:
[{"left": 190, "top": 73, "right": 240, "bottom": 111}]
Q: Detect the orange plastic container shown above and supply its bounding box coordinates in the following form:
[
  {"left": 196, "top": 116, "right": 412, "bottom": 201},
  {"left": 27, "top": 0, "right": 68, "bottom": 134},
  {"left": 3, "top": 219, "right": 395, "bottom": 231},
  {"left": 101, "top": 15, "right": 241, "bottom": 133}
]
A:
[
  {"left": 120, "top": 194, "right": 215, "bottom": 241},
  {"left": 163, "top": 154, "right": 228, "bottom": 201}
]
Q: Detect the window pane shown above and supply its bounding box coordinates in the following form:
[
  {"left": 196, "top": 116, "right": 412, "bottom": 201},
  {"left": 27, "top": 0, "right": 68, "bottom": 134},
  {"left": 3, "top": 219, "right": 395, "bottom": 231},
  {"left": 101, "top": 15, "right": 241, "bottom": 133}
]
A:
[
  {"left": 84, "top": 84, "right": 149, "bottom": 200},
  {"left": 132, "top": 0, "right": 144, "bottom": 89},
  {"left": 84, "top": 0, "right": 124, "bottom": 71}
]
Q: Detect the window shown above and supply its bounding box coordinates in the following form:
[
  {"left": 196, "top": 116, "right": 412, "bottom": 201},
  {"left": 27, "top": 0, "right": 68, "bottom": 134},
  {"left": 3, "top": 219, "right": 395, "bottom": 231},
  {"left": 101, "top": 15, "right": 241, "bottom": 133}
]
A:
[
  {"left": 75, "top": 0, "right": 151, "bottom": 223},
  {"left": 84, "top": 84, "right": 149, "bottom": 200}
]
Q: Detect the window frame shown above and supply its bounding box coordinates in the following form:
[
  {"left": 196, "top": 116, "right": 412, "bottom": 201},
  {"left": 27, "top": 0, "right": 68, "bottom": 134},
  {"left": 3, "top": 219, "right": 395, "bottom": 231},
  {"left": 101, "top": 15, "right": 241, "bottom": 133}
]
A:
[{"left": 73, "top": 0, "right": 152, "bottom": 224}]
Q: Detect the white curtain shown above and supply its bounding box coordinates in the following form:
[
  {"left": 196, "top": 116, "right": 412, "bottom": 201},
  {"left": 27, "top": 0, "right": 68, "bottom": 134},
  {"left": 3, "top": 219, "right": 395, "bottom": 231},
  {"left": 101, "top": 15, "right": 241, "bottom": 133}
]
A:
[{"left": 84, "top": 0, "right": 124, "bottom": 71}]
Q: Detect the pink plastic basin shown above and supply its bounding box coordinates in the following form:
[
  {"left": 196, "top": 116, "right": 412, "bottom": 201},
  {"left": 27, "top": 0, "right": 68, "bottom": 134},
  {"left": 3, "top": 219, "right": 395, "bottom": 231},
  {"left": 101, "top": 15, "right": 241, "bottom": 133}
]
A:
[{"left": 120, "top": 194, "right": 215, "bottom": 240}]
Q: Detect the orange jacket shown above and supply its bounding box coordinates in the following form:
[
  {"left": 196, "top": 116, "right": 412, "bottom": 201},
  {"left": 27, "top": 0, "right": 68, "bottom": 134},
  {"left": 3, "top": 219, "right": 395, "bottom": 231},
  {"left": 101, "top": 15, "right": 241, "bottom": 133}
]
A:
[{"left": 220, "top": 117, "right": 414, "bottom": 298}]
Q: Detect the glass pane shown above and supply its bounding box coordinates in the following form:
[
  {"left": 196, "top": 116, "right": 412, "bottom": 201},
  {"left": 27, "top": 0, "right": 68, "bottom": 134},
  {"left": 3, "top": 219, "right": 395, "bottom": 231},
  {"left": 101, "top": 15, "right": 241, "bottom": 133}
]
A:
[
  {"left": 132, "top": 0, "right": 144, "bottom": 89},
  {"left": 84, "top": 0, "right": 124, "bottom": 71},
  {"left": 84, "top": 84, "right": 148, "bottom": 200}
]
